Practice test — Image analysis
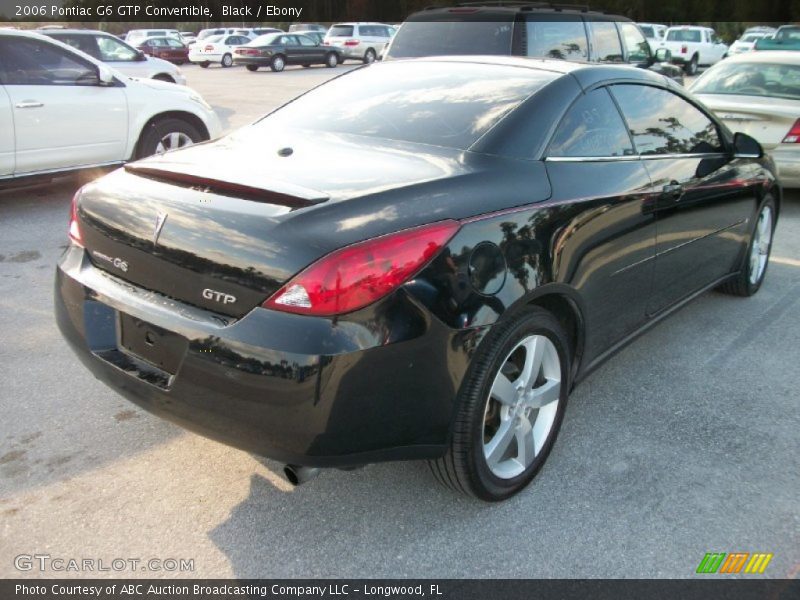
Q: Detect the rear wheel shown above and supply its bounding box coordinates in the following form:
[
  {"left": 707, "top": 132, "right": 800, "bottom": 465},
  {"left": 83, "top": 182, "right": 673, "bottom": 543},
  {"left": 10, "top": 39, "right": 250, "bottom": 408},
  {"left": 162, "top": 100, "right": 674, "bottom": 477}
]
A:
[
  {"left": 429, "top": 307, "right": 570, "bottom": 501},
  {"left": 684, "top": 54, "right": 698, "bottom": 75},
  {"left": 221, "top": 53, "right": 233, "bottom": 68},
  {"left": 246, "top": 64, "right": 259, "bottom": 72},
  {"left": 136, "top": 117, "right": 204, "bottom": 159},
  {"left": 363, "top": 48, "right": 376, "bottom": 64},
  {"left": 325, "top": 52, "right": 338, "bottom": 68},
  {"left": 270, "top": 55, "right": 285, "bottom": 72},
  {"left": 719, "top": 196, "right": 776, "bottom": 296},
  {"left": 199, "top": 61, "right": 210, "bottom": 68}
]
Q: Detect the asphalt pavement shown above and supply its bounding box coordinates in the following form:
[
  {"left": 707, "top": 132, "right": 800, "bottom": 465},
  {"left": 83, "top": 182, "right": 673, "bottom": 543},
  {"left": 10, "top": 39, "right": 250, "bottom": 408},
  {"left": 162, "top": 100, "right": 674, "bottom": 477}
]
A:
[{"left": 0, "top": 62, "right": 797, "bottom": 579}]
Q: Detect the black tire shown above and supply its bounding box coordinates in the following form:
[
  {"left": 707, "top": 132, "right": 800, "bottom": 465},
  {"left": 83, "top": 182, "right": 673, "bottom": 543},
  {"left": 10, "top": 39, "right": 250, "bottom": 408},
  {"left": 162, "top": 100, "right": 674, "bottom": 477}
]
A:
[
  {"left": 325, "top": 52, "right": 338, "bottom": 68},
  {"left": 363, "top": 48, "right": 376, "bottom": 64},
  {"left": 136, "top": 117, "right": 205, "bottom": 160},
  {"left": 684, "top": 54, "right": 698, "bottom": 75},
  {"left": 152, "top": 74, "right": 175, "bottom": 83},
  {"left": 246, "top": 64, "right": 259, "bottom": 72},
  {"left": 270, "top": 55, "right": 286, "bottom": 72},
  {"left": 199, "top": 61, "right": 210, "bottom": 69},
  {"left": 221, "top": 53, "right": 233, "bottom": 68},
  {"left": 718, "top": 195, "right": 776, "bottom": 297},
  {"left": 429, "top": 307, "right": 571, "bottom": 501},
  {"left": 302, "top": 64, "right": 311, "bottom": 68}
]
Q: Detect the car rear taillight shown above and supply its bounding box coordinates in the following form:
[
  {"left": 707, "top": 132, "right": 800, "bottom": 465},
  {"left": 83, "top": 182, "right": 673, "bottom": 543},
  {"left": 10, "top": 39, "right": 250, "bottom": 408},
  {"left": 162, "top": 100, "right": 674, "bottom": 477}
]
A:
[
  {"left": 68, "top": 190, "right": 83, "bottom": 247},
  {"left": 783, "top": 119, "right": 800, "bottom": 143},
  {"left": 204, "top": 44, "right": 214, "bottom": 51},
  {"left": 264, "top": 220, "right": 460, "bottom": 316},
  {"left": 344, "top": 39, "right": 360, "bottom": 46}
]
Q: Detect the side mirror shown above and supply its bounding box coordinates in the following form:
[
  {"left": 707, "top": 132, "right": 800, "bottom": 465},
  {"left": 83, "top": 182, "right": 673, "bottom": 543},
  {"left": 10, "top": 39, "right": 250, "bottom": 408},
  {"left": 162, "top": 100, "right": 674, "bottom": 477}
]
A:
[
  {"left": 655, "top": 47, "right": 671, "bottom": 62},
  {"left": 136, "top": 50, "right": 147, "bottom": 61},
  {"left": 733, "top": 132, "right": 763, "bottom": 158},
  {"left": 97, "top": 64, "right": 115, "bottom": 85}
]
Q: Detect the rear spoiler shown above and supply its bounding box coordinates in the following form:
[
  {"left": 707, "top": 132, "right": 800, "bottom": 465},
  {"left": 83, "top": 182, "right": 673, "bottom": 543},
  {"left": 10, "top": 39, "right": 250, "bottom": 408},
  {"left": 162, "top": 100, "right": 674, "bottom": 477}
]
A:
[{"left": 125, "top": 164, "right": 328, "bottom": 209}]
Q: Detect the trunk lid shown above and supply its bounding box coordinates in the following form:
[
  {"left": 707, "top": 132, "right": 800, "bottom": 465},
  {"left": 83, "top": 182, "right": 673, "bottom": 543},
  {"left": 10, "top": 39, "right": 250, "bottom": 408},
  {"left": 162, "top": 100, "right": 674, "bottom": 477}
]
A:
[{"left": 76, "top": 131, "right": 480, "bottom": 318}]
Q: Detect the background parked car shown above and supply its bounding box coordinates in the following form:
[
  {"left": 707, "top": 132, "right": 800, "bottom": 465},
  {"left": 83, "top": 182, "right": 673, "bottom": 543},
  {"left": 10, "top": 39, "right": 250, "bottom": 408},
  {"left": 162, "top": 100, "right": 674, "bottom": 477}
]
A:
[
  {"left": 638, "top": 22, "right": 668, "bottom": 50},
  {"left": 179, "top": 31, "right": 197, "bottom": 45},
  {"left": 0, "top": 29, "right": 220, "bottom": 180},
  {"left": 384, "top": 5, "right": 683, "bottom": 84},
  {"left": 323, "top": 22, "right": 395, "bottom": 64},
  {"left": 659, "top": 25, "right": 728, "bottom": 74},
  {"left": 234, "top": 32, "right": 342, "bottom": 72},
  {"left": 41, "top": 29, "right": 186, "bottom": 85},
  {"left": 136, "top": 37, "right": 189, "bottom": 65},
  {"left": 125, "top": 29, "right": 181, "bottom": 46},
  {"left": 728, "top": 32, "right": 774, "bottom": 56},
  {"left": 755, "top": 25, "right": 800, "bottom": 51},
  {"left": 691, "top": 50, "right": 800, "bottom": 187},
  {"left": 189, "top": 33, "right": 253, "bottom": 68},
  {"left": 288, "top": 24, "right": 328, "bottom": 34}
]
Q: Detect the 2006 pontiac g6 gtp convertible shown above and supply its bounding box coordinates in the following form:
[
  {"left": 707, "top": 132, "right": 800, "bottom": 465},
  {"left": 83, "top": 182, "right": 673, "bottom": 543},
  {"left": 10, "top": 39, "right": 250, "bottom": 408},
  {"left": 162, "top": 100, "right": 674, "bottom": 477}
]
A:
[{"left": 56, "top": 57, "right": 779, "bottom": 501}]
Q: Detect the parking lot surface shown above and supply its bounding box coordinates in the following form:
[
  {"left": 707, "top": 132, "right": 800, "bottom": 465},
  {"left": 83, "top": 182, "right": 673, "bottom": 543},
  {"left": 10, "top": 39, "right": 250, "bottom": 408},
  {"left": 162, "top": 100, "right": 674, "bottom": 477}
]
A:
[{"left": 0, "top": 63, "right": 797, "bottom": 579}]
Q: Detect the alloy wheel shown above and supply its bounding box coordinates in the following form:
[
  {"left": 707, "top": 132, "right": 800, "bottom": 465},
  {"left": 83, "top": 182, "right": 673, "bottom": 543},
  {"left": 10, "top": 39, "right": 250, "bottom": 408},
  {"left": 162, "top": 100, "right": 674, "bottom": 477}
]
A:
[
  {"left": 749, "top": 205, "right": 773, "bottom": 285},
  {"left": 155, "top": 132, "right": 194, "bottom": 154},
  {"left": 482, "top": 334, "right": 561, "bottom": 479}
]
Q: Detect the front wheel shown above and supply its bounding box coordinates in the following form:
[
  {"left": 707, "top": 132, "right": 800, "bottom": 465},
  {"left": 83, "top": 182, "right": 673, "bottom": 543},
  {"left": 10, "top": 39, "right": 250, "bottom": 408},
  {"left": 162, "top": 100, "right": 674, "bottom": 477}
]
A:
[
  {"left": 325, "top": 52, "right": 338, "bottom": 68},
  {"left": 199, "top": 61, "right": 210, "bottom": 68},
  {"left": 718, "top": 196, "right": 776, "bottom": 296},
  {"left": 429, "top": 307, "right": 570, "bottom": 501},
  {"left": 136, "top": 117, "right": 204, "bottom": 159},
  {"left": 270, "top": 55, "right": 285, "bottom": 72},
  {"left": 221, "top": 53, "right": 233, "bottom": 68}
]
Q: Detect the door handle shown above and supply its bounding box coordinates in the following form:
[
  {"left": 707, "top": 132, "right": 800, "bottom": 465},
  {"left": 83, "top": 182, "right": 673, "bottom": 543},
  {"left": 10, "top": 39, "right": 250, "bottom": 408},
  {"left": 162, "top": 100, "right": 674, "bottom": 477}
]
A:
[
  {"left": 15, "top": 101, "right": 43, "bottom": 109},
  {"left": 662, "top": 181, "right": 684, "bottom": 200}
]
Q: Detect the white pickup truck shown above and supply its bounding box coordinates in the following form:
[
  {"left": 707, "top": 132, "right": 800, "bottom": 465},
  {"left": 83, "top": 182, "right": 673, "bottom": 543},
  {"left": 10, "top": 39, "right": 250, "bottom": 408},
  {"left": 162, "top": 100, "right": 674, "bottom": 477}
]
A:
[{"left": 659, "top": 26, "right": 728, "bottom": 75}]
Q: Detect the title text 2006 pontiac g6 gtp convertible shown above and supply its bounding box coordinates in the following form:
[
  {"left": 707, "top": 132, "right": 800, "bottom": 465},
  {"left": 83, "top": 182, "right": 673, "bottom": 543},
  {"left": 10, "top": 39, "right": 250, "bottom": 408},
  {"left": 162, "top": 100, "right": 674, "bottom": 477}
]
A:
[{"left": 56, "top": 57, "right": 779, "bottom": 501}]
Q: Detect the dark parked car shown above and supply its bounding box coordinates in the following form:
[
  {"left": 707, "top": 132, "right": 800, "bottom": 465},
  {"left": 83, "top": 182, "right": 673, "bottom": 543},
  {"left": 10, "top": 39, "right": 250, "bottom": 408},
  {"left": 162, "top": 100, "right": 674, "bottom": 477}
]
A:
[
  {"left": 384, "top": 4, "right": 684, "bottom": 84},
  {"left": 56, "top": 57, "right": 778, "bottom": 501},
  {"left": 233, "top": 32, "right": 341, "bottom": 71},
  {"left": 136, "top": 36, "right": 189, "bottom": 65}
]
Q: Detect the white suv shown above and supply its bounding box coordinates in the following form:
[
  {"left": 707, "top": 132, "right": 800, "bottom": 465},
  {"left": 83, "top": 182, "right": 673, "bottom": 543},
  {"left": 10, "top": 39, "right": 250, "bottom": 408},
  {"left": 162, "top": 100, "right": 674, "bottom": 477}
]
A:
[
  {"left": 323, "top": 23, "right": 396, "bottom": 63},
  {"left": 0, "top": 30, "right": 221, "bottom": 181},
  {"left": 41, "top": 29, "right": 186, "bottom": 85}
]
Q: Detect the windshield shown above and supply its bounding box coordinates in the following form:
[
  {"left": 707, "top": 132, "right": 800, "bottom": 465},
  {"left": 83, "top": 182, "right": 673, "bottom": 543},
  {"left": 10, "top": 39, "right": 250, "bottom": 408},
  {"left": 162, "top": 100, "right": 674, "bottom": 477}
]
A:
[
  {"left": 250, "top": 33, "right": 281, "bottom": 46},
  {"left": 776, "top": 27, "right": 800, "bottom": 40},
  {"left": 245, "top": 62, "right": 555, "bottom": 150},
  {"left": 640, "top": 26, "right": 655, "bottom": 39},
  {"left": 741, "top": 34, "right": 764, "bottom": 43},
  {"left": 693, "top": 62, "right": 800, "bottom": 100},
  {"left": 386, "top": 20, "right": 513, "bottom": 58}
]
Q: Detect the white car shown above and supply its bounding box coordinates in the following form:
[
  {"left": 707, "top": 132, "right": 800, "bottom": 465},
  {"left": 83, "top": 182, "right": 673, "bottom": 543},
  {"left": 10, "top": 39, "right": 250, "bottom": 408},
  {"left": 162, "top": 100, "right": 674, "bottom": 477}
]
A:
[
  {"left": 691, "top": 51, "right": 800, "bottom": 187},
  {"left": 189, "top": 33, "right": 253, "bottom": 68},
  {"left": 659, "top": 26, "right": 728, "bottom": 75},
  {"left": 638, "top": 22, "right": 668, "bottom": 48},
  {"left": 0, "top": 30, "right": 221, "bottom": 181},
  {"left": 727, "top": 32, "right": 772, "bottom": 56},
  {"left": 323, "top": 22, "right": 396, "bottom": 64},
  {"left": 41, "top": 29, "right": 186, "bottom": 85}
]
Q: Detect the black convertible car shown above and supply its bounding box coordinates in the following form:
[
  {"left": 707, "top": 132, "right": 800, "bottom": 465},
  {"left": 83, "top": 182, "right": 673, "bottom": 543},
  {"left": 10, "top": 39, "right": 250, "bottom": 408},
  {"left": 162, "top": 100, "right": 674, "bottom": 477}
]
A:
[
  {"left": 233, "top": 32, "right": 341, "bottom": 71},
  {"left": 56, "top": 57, "right": 778, "bottom": 501}
]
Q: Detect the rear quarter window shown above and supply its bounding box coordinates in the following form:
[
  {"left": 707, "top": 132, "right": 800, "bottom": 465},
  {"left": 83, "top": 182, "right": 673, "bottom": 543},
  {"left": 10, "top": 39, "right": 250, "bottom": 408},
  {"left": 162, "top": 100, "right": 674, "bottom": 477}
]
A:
[
  {"left": 525, "top": 18, "right": 587, "bottom": 60},
  {"left": 329, "top": 25, "right": 354, "bottom": 37},
  {"left": 386, "top": 20, "right": 513, "bottom": 58}
]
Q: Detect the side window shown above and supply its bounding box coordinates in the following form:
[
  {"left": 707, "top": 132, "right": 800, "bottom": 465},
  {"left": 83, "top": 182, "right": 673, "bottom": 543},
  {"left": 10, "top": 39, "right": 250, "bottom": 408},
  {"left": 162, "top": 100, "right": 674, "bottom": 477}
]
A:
[
  {"left": 0, "top": 38, "right": 98, "bottom": 86},
  {"left": 56, "top": 35, "right": 101, "bottom": 59},
  {"left": 525, "top": 18, "right": 588, "bottom": 60},
  {"left": 610, "top": 85, "right": 723, "bottom": 155},
  {"left": 589, "top": 21, "right": 624, "bottom": 62},
  {"left": 96, "top": 36, "right": 139, "bottom": 62},
  {"left": 548, "top": 88, "right": 634, "bottom": 158},
  {"left": 297, "top": 35, "right": 315, "bottom": 47},
  {"left": 618, "top": 22, "right": 651, "bottom": 63}
]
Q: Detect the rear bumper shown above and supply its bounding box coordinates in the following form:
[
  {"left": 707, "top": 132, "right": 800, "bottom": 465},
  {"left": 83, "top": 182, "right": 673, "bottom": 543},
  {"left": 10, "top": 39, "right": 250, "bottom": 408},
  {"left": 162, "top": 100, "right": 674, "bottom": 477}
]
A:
[
  {"left": 189, "top": 52, "right": 221, "bottom": 63},
  {"left": 55, "top": 246, "right": 470, "bottom": 467}
]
